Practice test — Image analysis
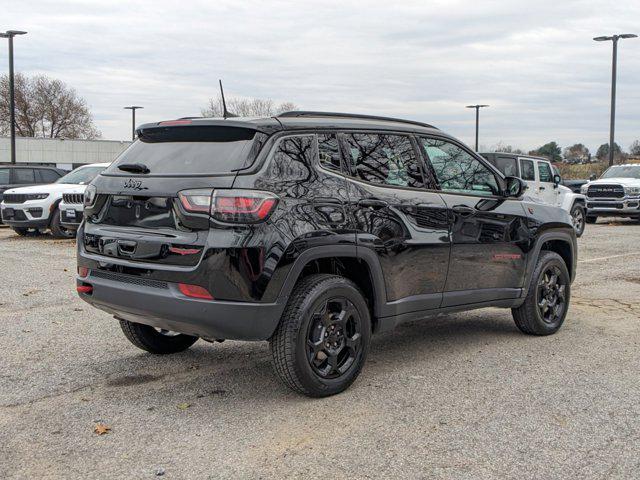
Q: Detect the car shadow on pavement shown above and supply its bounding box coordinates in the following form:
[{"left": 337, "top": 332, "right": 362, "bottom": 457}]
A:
[{"left": 95, "top": 312, "right": 521, "bottom": 402}]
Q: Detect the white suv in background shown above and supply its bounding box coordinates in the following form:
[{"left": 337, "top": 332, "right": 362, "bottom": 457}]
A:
[
  {"left": 580, "top": 164, "right": 640, "bottom": 224},
  {"left": 481, "top": 153, "right": 587, "bottom": 237},
  {"left": 0, "top": 163, "right": 109, "bottom": 238},
  {"left": 59, "top": 187, "right": 86, "bottom": 233}
]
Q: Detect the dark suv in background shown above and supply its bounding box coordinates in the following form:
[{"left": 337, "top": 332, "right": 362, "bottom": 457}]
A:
[{"left": 77, "top": 112, "right": 577, "bottom": 397}]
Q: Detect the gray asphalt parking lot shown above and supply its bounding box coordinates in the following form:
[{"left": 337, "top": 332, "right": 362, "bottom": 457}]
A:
[{"left": 1, "top": 221, "right": 639, "bottom": 479}]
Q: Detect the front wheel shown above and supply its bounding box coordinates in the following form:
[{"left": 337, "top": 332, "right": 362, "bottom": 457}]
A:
[
  {"left": 49, "top": 208, "right": 75, "bottom": 239},
  {"left": 512, "top": 251, "right": 570, "bottom": 335},
  {"left": 269, "top": 274, "right": 371, "bottom": 397},
  {"left": 119, "top": 320, "right": 198, "bottom": 354},
  {"left": 570, "top": 203, "right": 586, "bottom": 237}
]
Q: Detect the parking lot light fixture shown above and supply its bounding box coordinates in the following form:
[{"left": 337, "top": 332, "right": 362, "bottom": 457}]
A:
[
  {"left": 124, "top": 106, "right": 144, "bottom": 141},
  {"left": 466, "top": 104, "right": 489, "bottom": 151},
  {"left": 593, "top": 33, "right": 638, "bottom": 166},
  {"left": 0, "top": 30, "right": 28, "bottom": 164}
]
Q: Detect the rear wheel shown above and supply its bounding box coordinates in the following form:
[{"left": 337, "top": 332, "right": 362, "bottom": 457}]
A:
[
  {"left": 50, "top": 208, "right": 75, "bottom": 239},
  {"left": 12, "top": 227, "right": 29, "bottom": 236},
  {"left": 585, "top": 215, "right": 598, "bottom": 224},
  {"left": 570, "top": 203, "right": 586, "bottom": 237},
  {"left": 512, "top": 251, "right": 570, "bottom": 335},
  {"left": 270, "top": 274, "right": 371, "bottom": 397},
  {"left": 119, "top": 320, "right": 198, "bottom": 354}
]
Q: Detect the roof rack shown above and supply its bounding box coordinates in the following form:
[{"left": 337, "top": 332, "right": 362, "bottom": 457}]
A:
[{"left": 277, "top": 111, "right": 437, "bottom": 130}]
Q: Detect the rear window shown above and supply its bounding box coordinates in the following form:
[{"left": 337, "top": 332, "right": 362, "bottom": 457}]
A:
[{"left": 106, "top": 126, "right": 265, "bottom": 175}]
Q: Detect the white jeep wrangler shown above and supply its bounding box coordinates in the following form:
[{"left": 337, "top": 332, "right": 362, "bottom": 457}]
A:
[{"left": 481, "top": 153, "right": 587, "bottom": 237}]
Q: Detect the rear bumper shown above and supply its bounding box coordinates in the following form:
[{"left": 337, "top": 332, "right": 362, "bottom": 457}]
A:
[{"left": 77, "top": 270, "right": 286, "bottom": 341}]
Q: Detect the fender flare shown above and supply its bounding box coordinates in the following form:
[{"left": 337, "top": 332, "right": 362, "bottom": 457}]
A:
[
  {"left": 519, "top": 229, "right": 577, "bottom": 303},
  {"left": 276, "top": 245, "right": 388, "bottom": 318}
]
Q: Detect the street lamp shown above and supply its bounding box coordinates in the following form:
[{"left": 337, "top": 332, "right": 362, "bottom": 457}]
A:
[
  {"left": 124, "top": 106, "right": 143, "bottom": 141},
  {"left": 466, "top": 104, "right": 489, "bottom": 151},
  {"left": 0, "top": 30, "right": 28, "bottom": 164},
  {"left": 593, "top": 33, "right": 637, "bottom": 166}
]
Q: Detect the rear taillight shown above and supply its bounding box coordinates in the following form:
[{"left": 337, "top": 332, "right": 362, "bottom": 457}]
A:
[
  {"left": 211, "top": 190, "right": 278, "bottom": 224},
  {"left": 177, "top": 189, "right": 278, "bottom": 224},
  {"left": 178, "top": 189, "right": 213, "bottom": 214}
]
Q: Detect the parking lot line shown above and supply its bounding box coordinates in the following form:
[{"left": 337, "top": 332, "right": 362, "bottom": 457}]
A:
[{"left": 579, "top": 251, "right": 640, "bottom": 264}]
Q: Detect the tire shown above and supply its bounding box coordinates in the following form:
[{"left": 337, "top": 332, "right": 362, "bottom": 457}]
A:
[
  {"left": 512, "top": 251, "right": 570, "bottom": 336},
  {"left": 585, "top": 215, "right": 597, "bottom": 224},
  {"left": 49, "top": 208, "right": 75, "bottom": 239},
  {"left": 570, "top": 203, "right": 586, "bottom": 237},
  {"left": 12, "top": 227, "right": 29, "bottom": 236},
  {"left": 119, "top": 320, "right": 198, "bottom": 354},
  {"left": 269, "top": 274, "right": 371, "bottom": 397}
]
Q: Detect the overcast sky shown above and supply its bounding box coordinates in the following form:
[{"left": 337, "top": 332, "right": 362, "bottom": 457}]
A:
[{"left": 4, "top": 0, "right": 639, "bottom": 152}]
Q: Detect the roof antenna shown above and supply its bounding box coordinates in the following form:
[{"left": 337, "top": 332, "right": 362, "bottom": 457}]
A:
[{"left": 219, "top": 79, "right": 237, "bottom": 118}]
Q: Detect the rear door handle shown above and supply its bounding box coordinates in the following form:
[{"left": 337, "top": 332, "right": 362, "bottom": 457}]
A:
[
  {"left": 451, "top": 205, "right": 476, "bottom": 217},
  {"left": 358, "top": 199, "right": 388, "bottom": 209},
  {"left": 539, "top": 186, "right": 546, "bottom": 190}
]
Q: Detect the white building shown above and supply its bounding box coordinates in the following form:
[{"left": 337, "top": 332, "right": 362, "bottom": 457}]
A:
[{"left": 0, "top": 136, "right": 131, "bottom": 170}]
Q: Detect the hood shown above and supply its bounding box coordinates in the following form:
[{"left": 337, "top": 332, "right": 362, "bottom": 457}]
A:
[
  {"left": 3, "top": 183, "right": 86, "bottom": 195},
  {"left": 587, "top": 177, "right": 640, "bottom": 187},
  {"left": 558, "top": 185, "right": 572, "bottom": 194}
]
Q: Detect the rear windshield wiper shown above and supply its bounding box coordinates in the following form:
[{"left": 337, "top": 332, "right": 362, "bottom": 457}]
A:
[{"left": 118, "top": 163, "right": 150, "bottom": 174}]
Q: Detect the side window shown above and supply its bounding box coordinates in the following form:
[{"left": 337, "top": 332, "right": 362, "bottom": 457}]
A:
[
  {"left": 268, "top": 135, "right": 314, "bottom": 181},
  {"left": 0, "top": 168, "right": 9, "bottom": 184},
  {"left": 343, "top": 133, "right": 424, "bottom": 188},
  {"left": 495, "top": 157, "right": 518, "bottom": 177},
  {"left": 37, "top": 169, "right": 61, "bottom": 183},
  {"left": 538, "top": 161, "right": 552, "bottom": 183},
  {"left": 14, "top": 168, "right": 35, "bottom": 184},
  {"left": 317, "top": 134, "right": 342, "bottom": 173},
  {"left": 420, "top": 137, "right": 499, "bottom": 196},
  {"left": 520, "top": 159, "right": 535, "bottom": 181}
]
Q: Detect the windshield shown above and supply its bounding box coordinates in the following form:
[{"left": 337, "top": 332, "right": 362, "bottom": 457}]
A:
[
  {"left": 600, "top": 166, "right": 640, "bottom": 180},
  {"left": 56, "top": 166, "right": 105, "bottom": 185},
  {"left": 105, "top": 126, "right": 264, "bottom": 175}
]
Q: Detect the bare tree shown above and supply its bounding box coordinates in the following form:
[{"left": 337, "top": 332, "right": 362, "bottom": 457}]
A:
[
  {"left": 201, "top": 94, "right": 298, "bottom": 118},
  {"left": 490, "top": 141, "right": 524, "bottom": 154},
  {"left": 629, "top": 140, "right": 640, "bottom": 156},
  {"left": 0, "top": 73, "right": 101, "bottom": 139}
]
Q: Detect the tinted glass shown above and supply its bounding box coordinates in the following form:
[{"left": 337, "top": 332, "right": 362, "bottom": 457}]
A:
[
  {"left": 520, "top": 159, "right": 535, "bottom": 181},
  {"left": 0, "top": 168, "right": 9, "bottom": 184},
  {"left": 538, "top": 161, "right": 553, "bottom": 182},
  {"left": 344, "top": 133, "right": 424, "bottom": 188},
  {"left": 38, "top": 169, "right": 62, "bottom": 183},
  {"left": 601, "top": 165, "right": 640, "bottom": 179},
  {"left": 106, "top": 126, "right": 263, "bottom": 175},
  {"left": 268, "top": 135, "right": 314, "bottom": 181},
  {"left": 421, "top": 137, "right": 499, "bottom": 196},
  {"left": 494, "top": 157, "right": 518, "bottom": 177},
  {"left": 317, "top": 134, "right": 342, "bottom": 173},
  {"left": 57, "top": 166, "right": 105, "bottom": 185},
  {"left": 14, "top": 169, "right": 35, "bottom": 184}
]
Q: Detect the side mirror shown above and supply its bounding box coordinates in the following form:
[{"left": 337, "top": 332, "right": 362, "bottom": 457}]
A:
[
  {"left": 504, "top": 176, "right": 526, "bottom": 198},
  {"left": 589, "top": 173, "right": 597, "bottom": 181},
  {"left": 553, "top": 173, "right": 561, "bottom": 186}
]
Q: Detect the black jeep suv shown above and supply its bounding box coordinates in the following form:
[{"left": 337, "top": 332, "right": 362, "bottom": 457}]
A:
[{"left": 77, "top": 112, "right": 577, "bottom": 397}]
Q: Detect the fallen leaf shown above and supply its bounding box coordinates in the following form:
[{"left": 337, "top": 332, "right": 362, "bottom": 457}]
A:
[
  {"left": 176, "top": 402, "right": 191, "bottom": 410},
  {"left": 94, "top": 422, "right": 111, "bottom": 435}
]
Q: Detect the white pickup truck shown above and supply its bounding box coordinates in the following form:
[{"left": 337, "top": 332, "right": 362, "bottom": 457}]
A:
[
  {"left": 481, "top": 153, "right": 587, "bottom": 236},
  {"left": 579, "top": 164, "right": 640, "bottom": 224}
]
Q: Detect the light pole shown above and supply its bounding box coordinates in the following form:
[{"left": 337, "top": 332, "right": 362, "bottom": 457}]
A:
[
  {"left": 594, "top": 33, "right": 637, "bottom": 166},
  {"left": 124, "top": 106, "right": 143, "bottom": 141},
  {"left": 466, "top": 104, "right": 489, "bottom": 151},
  {"left": 0, "top": 30, "right": 27, "bottom": 164}
]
